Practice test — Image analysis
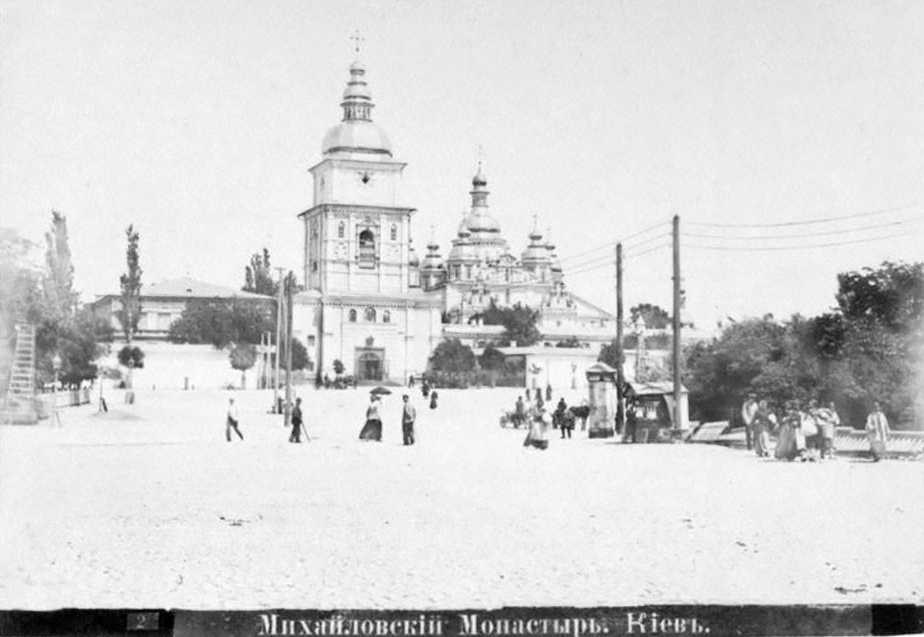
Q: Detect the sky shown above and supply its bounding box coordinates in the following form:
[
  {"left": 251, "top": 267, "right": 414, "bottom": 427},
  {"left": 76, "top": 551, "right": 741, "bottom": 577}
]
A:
[{"left": 2, "top": 0, "right": 923, "bottom": 330}]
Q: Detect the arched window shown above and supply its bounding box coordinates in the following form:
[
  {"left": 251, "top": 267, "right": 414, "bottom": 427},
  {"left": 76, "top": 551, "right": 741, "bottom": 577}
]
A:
[
  {"left": 390, "top": 224, "right": 397, "bottom": 241},
  {"left": 364, "top": 306, "right": 376, "bottom": 322},
  {"left": 338, "top": 221, "right": 345, "bottom": 239},
  {"left": 382, "top": 310, "right": 391, "bottom": 323},
  {"left": 358, "top": 229, "right": 375, "bottom": 268},
  {"left": 348, "top": 309, "right": 357, "bottom": 322}
]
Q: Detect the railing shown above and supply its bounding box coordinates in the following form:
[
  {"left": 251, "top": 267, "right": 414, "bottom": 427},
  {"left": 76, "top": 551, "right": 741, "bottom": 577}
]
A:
[{"left": 834, "top": 427, "right": 924, "bottom": 456}]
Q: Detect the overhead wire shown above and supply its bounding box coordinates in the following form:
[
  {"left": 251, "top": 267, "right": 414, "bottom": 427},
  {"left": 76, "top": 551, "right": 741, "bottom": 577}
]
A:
[
  {"left": 557, "top": 218, "right": 671, "bottom": 263},
  {"left": 681, "top": 215, "right": 924, "bottom": 241},
  {"left": 685, "top": 202, "right": 920, "bottom": 229},
  {"left": 684, "top": 231, "right": 908, "bottom": 252}
]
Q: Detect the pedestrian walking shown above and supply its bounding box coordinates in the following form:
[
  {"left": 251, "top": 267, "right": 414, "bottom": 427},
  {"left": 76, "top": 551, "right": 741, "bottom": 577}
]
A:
[
  {"left": 226, "top": 397, "right": 244, "bottom": 441},
  {"left": 513, "top": 395, "right": 526, "bottom": 428},
  {"left": 359, "top": 394, "right": 383, "bottom": 441},
  {"left": 289, "top": 397, "right": 303, "bottom": 443},
  {"left": 429, "top": 390, "right": 438, "bottom": 410},
  {"left": 401, "top": 394, "right": 416, "bottom": 446},
  {"left": 865, "top": 401, "right": 890, "bottom": 462},
  {"left": 422, "top": 380, "right": 431, "bottom": 398},
  {"left": 545, "top": 383, "right": 553, "bottom": 403}
]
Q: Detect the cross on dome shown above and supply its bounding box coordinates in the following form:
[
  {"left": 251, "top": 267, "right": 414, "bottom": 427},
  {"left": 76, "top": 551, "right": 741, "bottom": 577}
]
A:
[{"left": 349, "top": 30, "right": 365, "bottom": 56}]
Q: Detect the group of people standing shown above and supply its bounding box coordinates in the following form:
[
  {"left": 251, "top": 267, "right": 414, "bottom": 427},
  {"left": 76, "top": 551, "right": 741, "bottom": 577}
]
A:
[
  {"left": 740, "top": 393, "right": 891, "bottom": 462},
  {"left": 359, "top": 390, "right": 434, "bottom": 446}
]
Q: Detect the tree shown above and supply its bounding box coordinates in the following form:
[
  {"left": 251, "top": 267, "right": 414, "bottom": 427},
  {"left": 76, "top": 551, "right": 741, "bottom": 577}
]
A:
[
  {"left": 478, "top": 345, "right": 506, "bottom": 371},
  {"left": 242, "top": 248, "right": 277, "bottom": 296},
  {"left": 629, "top": 303, "right": 670, "bottom": 330},
  {"left": 117, "top": 225, "right": 142, "bottom": 390},
  {"left": 280, "top": 337, "right": 309, "bottom": 371},
  {"left": 555, "top": 336, "right": 582, "bottom": 348},
  {"left": 229, "top": 343, "right": 257, "bottom": 389},
  {"left": 43, "top": 211, "right": 78, "bottom": 322},
  {"left": 598, "top": 339, "right": 624, "bottom": 369},
  {"left": 480, "top": 302, "right": 541, "bottom": 347},
  {"left": 332, "top": 359, "right": 345, "bottom": 376},
  {"left": 117, "top": 345, "right": 145, "bottom": 370},
  {"left": 429, "top": 338, "right": 476, "bottom": 374},
  {"left": 167, "top": 299, "right": 274, "bottom": 349},
  {"left": 117, "top": 225, "right": 142, "bottom": 342}
]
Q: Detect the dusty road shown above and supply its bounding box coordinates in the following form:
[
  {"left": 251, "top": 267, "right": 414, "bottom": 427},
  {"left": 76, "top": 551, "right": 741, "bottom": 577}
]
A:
[{"left": 0, "top": 387, "right": 921, "bottom": 609}]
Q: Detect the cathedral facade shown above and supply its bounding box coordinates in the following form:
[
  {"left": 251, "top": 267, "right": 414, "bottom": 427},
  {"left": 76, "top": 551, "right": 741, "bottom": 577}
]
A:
[{"left": 294, "top": 57, "right": 615, "bottom": 384}]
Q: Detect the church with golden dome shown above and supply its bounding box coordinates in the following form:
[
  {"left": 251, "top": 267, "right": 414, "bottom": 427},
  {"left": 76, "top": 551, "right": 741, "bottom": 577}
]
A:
[{"left": 293, "top": 55, "right": 615, "bottom": 384}]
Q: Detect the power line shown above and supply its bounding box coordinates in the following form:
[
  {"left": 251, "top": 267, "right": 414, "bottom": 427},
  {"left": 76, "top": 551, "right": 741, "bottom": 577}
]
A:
[
  {"left": 685, "top": 231, "right": 908, "bottom": 252},
  {"left": 563, "top": 235, "right": 670, "bottom": 271},
  {"left": 558, "top": 218, "right": 670, "bottom": 263},
  {"left": 567, "top": 243, "right": 669, "bottom": 277},
  {"left": 686, "top": 202, "right": 920, "bottom": 229},
  {"left": 681, "top": 215, "right": 924, "bottom": 241}
]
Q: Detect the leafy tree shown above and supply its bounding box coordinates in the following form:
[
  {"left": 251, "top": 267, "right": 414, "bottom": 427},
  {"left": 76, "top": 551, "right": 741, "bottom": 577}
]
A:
[
  {"left": 117, "top": 345, "right": 145, "bottom": 370},
  {"left": 629, "top": 303, "right": 670, "bottom": 330},
  {"left": 598, "top": 339, "right": 624, "bottom": 369},
  {"left": 429, "top": 338, "right": 476, "bottom": 374},
  {"left": 167, "top": 299, "right": 274, "bottom": 349},
  {"left": 555, "top": 336, "right": 582, "bottom": 348},
  {"left": 478, "top": 345, "right": 506, "bottom": 371},
  {"left": 229, "top": 343, "right": 257, "bottom": 388},
  {"left": 332, "top": 359, "right": 345, "bottom": 376},
  {"left": 243, "top": 248, "right": 277, "bottom": 296},
  {"left": 280, "top": 337, "right": 309, "bottom": 371},
  {"left": 480, "top": 302, "right": 540, "bottom": 347},
  {"left": 117, "top": 225, "right": 142, "bottom": 343},
  {"left": 43, "top": 211, "right": 78, "bottom": 322}
]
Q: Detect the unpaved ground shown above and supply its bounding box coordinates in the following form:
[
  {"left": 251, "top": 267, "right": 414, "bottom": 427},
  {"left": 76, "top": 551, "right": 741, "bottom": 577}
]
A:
[{"left": 0, "top": 387, "right": 921, "bottom": 609}]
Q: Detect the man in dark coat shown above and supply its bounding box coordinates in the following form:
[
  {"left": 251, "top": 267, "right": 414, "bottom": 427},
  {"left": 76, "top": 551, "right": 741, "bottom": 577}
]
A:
[
  {"left": 289, "top": 397, "right": 303, "bottom": 443},
  {"left": 401, "top": 394, "right": 417, "bottom": 445}
]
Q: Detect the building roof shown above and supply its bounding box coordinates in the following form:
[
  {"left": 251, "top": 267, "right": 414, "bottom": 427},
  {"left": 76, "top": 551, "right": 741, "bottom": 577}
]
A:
[{"left": 96, "top": 277, "right": 271, "bottom": 301}]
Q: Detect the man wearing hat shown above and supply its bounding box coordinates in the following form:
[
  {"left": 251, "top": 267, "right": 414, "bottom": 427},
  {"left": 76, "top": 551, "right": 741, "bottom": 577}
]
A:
[
  {"left": 741, "top": 392, "right": 759, "bottom": 451},
  {"left": 401, "top": 394, "right": 417, "bottom": 446}
]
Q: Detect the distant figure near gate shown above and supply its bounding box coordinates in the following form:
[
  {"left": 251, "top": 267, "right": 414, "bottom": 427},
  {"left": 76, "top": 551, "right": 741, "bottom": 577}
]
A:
[{"left": 741, "top": 393, "right": 758, "bottom": 451}]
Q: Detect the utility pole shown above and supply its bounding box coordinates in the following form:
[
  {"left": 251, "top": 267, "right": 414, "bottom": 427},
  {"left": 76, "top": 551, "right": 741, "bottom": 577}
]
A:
[
  {"left": 615, "top": 243, "right": 625, "bottom": 437},
  {"left": 283, "top": 272, "right": 294, "bottom": 430},
  {"left": 273, "top": 267, "right": 285, "bottom": 413},
  {"left": 672, "top": 214, "right": 683, "bottom": 436}
]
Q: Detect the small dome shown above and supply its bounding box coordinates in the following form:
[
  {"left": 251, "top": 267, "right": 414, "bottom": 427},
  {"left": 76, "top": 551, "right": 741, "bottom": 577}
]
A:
[
  {"left": 322, "top": 120, "right": 392, "bottom": 156},
  {"left": 522, "top": 244, "right": 552, "bottom": 262},
  {"left": 464, "top": 210, "right": 501, "bottom": 233},
  {"left": 456, "top": 218, "right": 471, "bottom": 237}
]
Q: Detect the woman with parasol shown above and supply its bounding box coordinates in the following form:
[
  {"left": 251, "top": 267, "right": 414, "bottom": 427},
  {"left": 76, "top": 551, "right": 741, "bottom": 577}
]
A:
[{"left": 359, "top": 387, "right": 390, "bottom": 441}]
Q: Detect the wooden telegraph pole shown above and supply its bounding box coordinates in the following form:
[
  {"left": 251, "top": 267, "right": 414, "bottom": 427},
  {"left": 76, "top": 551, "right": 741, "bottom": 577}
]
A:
[
  {"left": 273, "top": 267, "right": 285, "bottom": 413},
  {"left": 284, "top": 273, "right": 294, "bottom": 430},
  {"left": 615, "top": 243, "right": 625, "bottom": 437},
  {"left": 671, "top": 215, "right": 682, "bottom": 435}
]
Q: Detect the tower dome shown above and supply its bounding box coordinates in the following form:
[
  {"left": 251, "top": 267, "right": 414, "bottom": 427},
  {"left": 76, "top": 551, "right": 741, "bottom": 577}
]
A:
[{"left": 321, "top": 59, "right": 393, "bottom": 157}]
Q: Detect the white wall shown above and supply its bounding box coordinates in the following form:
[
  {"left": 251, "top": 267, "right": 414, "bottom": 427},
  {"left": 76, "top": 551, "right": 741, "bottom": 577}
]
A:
[{"left": 100, "top": 342, "right": 245, "bottom": 390}]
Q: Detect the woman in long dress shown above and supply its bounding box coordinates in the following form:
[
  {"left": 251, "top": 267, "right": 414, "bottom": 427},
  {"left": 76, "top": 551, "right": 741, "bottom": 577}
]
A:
[
  {"left": 359, "top": 395, "right": 383, "bottom": 441},
  {"left": 523, "top": 405, "right": 551, "bottom": 450},
  {"left": 775, "top": 402, "right": 802, "bottom": 461},
  {"left": 865, "top": 401, "right": 890, "bottom": 462}
]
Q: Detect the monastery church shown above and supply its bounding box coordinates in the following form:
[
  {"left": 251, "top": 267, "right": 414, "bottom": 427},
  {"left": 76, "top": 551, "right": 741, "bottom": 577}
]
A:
[{"left": 292, "top": 55, "right": 615, "bottom": 384}]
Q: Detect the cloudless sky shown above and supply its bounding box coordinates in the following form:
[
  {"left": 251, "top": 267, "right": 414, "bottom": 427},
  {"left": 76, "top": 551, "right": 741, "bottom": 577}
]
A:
[{"left": 2, "top": 0, "right": 923, "bottom": 329}]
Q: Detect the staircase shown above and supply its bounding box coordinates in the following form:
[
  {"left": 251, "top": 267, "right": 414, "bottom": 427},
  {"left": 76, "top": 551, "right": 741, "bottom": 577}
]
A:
[{"left": 2, "top": 323, "right": 38, "bottom": 425}]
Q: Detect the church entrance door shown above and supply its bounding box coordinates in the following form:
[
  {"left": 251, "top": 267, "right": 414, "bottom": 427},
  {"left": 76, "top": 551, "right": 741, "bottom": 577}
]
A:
[{"left": 355, "top": 349, "right": 385, "bottom": 382}]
